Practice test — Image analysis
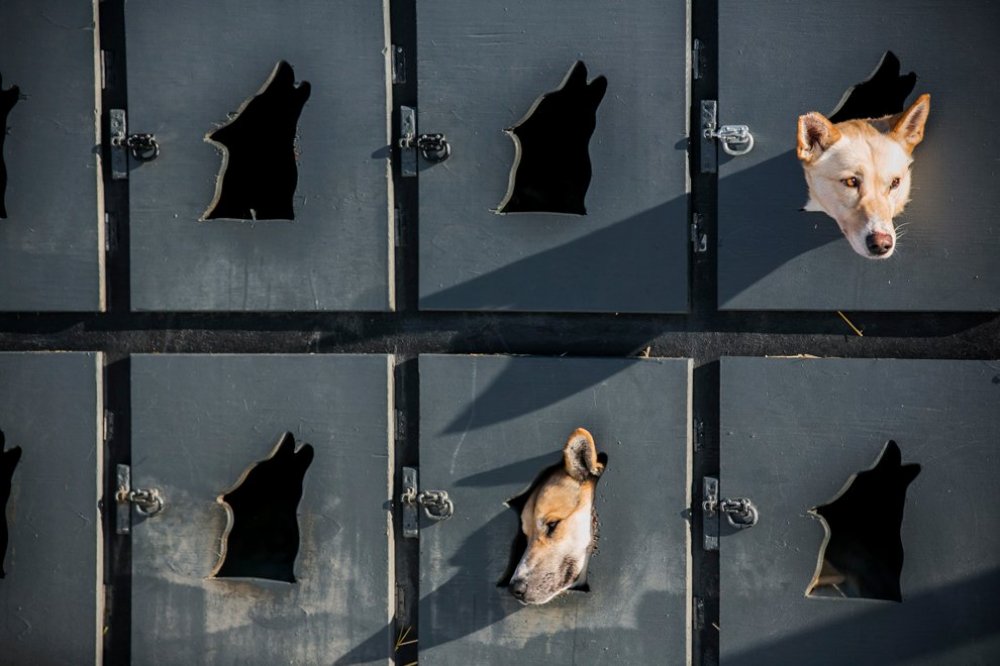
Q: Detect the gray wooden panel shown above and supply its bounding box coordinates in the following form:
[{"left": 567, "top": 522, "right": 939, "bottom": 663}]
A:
[
  {"left": 419, "top": 355, "right": 690, "bottom": 664},
  {"left": 126, "top": 0, "right": 391, "bottom": 311},
  {"left": 417, "top": 1, "right": 689, "bottom": 313},
  {"left": 720, "top": 358, "right": 1000, "bottom": 665},
  {"left": 130, "top": 354, "right": 393, "bottom": 665},
  {"left": 0, "top": 1, "right": 101, "bottom": 311},
  {"left": 0, "top": 352, "right": 102, "bottom": 665},
  {"left": 718, "top": 1, "right": 1000, "bottom": 311}
]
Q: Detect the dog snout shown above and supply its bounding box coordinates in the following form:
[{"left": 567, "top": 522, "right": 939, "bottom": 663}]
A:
[
  {"left": 865, "top": 232, "right": 894, "bottom": 256},
  {"left": 509, "top": 579, "right": 528, "bottom": 601}
]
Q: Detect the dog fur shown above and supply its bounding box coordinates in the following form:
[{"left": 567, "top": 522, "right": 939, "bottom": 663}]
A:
[
  {"left": 508, "top": 428, "right": 604, "bottom": 605},
  {"left": 797, "top": 94, "right": 930, "bottom": 259}
]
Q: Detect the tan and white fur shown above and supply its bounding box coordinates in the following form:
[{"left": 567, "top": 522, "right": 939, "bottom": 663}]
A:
[
  {"left": 797, "top": 94, "right": 930, "bottom": 259},
  {"left": 508, "top": 428, "right": 604, "bottom": 605}
]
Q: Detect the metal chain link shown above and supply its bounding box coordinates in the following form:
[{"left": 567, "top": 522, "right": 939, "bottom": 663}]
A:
[
  {"left": 401, "top": 487, "right": 454, "bottom": 521},
  {"left": 116, "top": 487, "right": 164, "bottom": 516}
]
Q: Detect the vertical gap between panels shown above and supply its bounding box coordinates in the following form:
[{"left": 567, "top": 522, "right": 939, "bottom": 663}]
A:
[
  {"left": 102, "top": 355, "right": 131, "bottom": 666},
  {"left": 689, "top": 0, "right": 722, "bottom": 665}
]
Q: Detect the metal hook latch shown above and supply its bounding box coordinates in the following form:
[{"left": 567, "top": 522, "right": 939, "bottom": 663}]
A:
[
  {"left": 398, "top": 106, "right": 450, "bottom": 177},
  {"left": 115, "top": 464, "right": 163, "bottom": 534},
  {"left": 700, "top": 100, "right": 754, "bottom": 161},
  {"left": 399, "top": 131, "right": 451, "bottom": 163},
  {"left": 400, "top": 466, "right": 454, "bottom": 538},
  {"left": 120, "top": 133, "right": 160, "bottom": 162},
  {"left": 702, "top": 476, "right": 758, "bottom": 550},
  {"left": 703, "top": 124, "right": 754, "bottom": 156},
  {"left": 109, "top": 109, "right": 159, "bottom": 180}
]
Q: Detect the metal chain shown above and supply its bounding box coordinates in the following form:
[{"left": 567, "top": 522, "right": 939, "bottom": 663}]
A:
[
  {"left": 703, "top": 494, "right": 758, "bottom": 529},
  {"left": 401, "top": 487, "right": 454, "bottom": 521},
  {"left": 116, "top": 487, "right": 164, "bottom": 516},
  {"left": 123, "top": 133, "right": 160, "bottom": 162}
]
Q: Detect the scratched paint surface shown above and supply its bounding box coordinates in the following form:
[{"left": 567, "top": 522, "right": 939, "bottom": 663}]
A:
[
  {"left": 717, "top": 1, "right": 1000, "bottom": 311},
  {"left": 130, "top": 355, "right": 393, "bottom": 665},
  {"left": 0, "top": 353, "right": 102, "bottom": 665},
  {"left": 125, "top": 0, "right": 391, "bottom": 311},
  {"left": 720, "top": 358, "right": 1000, "bottom": 665},
  {"left": 416, "top": 0, "right": 689, "bottom": 313},
  {"left": 418, "top": 355, "right": 691, "bottom": 664},
  {"left": 0, "top": 1, "right": 101, "bottom": 310}
]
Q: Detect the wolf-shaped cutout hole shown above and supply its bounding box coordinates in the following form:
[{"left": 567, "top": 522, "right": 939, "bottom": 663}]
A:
[
  {"left": 1, "top": 430, "right": 23, "bottom": 578},
  {"left": 828, "top": 51, "right": 917, "bottom": 123},
  {"left": 212, "top": 432, "right": 314, "bottom": 582},
  {"left": 807, "top": 440, "right": 920, "bottom": 601},
  {"left": 202, "top": 61, "right": 311, "bottom": 221},
  {"left": 0, "top": 74, "right": 21, "bottom": 219},
  {"left": 494, "top": 61, "right": 607, "bottom": 216}
]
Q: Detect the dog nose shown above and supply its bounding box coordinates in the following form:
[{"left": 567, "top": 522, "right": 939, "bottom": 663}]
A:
[
  {"left": 510, "top": 579, "right": 528, "bottom": 600},
  {"left": 866, "top": 232, "right": 893, "bottom": 255}
]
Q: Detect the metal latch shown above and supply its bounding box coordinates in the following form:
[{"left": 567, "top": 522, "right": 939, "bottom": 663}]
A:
[
  {"left": 700, "top": 100, "right": 753, "bottom": 173},
  {"left": 109, "top": 109, "right": 160, "bottom": 180},
  {"left": 400, "top": 466, "right": 454, "bottom": 538},
  {"left": 115, "top": 464, "right": 164, "bottom": 534},
  {"left": 398, "top": 106, "right": 451, "bottom": 177},
  {"left": 702, "top": 476, "right": 758, "bottom": 550}
]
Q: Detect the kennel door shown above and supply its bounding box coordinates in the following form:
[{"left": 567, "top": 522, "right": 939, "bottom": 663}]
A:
[
  {"left": 0, "top": 353, "right": 103, "bottom": 664},
  {"left": 415, "top": 0, "right": 689, "bottom": 313},
  {"left": 124, "top": 0, "right": 391, "bottom": 311},
  {"left": 129, "top": 355, "right": 394, "bottom": 666},
  {"left": 0, "top": 3, "right": 101, "bottom": 311},
  {"left": 417, "top": 355, "right": 691, "bottom": 665},
  {"left": 716, "top": 1, "right": 1000, "bottom": 311},
  {"left": 718, "top": 358, "right": 1000, "bottom": 665}
]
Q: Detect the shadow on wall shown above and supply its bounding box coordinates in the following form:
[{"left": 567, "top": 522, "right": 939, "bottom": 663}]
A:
[
  {"left": 335, "top": 501, "right": 669, "bottom": 664},
  {"left": 726, "top": 568, "right": 1000, "bottom": 666},
  {"left": 421, "top": 151, "right": 839, "bottom": 313},
  {"left": 441, "top": 360, "right": 636, "bottom": 435}
]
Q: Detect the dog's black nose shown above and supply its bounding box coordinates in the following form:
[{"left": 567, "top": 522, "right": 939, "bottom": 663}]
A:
[
  {"left": 510, "top": 579, "right": 528, "bottom": 600},
  {"left": 866, "top": 232, "right": 894, "bottom": 255}
]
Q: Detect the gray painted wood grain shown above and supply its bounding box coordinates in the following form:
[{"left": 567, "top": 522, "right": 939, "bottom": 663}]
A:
[
  {"left": 130, "top": 354, "right": 393, "bottom": 665},
  {"left": 718, "top": 0, "right": 1000, "bottom": 310},
  {"left": 0, "top": 2, "right": 101, "bottom": 311},
  {"left": 418, "top": 355, "right": 691, "bottom": 664},
  {"left": 125, "top": 1, "right": 391, "bottom": 311},
  {"left": 417, "top": 0, "right": 689, "bottom": 313},
  {"left": 720, "top": 358, "right": 1000, "bottom": 665},
  {"left": 0, "top": 352, "right": 102, "bottom": 665}
]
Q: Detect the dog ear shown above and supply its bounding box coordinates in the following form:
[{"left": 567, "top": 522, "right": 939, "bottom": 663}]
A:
[
  {"left": 891, "top": 94, "right": 930, "bottom": 153},
  {"left": 563, "top": 428, "right": 604, "bottom": 482},
  {"left": 797, "top": 112, "right": 841, "bottom": 163}
]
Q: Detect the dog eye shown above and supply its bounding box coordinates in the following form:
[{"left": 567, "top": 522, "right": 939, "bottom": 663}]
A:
[
  {"left": 841, "top": 177, "right": 860, "bottom": 189},
  {"left": 890, "top": 177, "right": 901, "bottom": 190},
  {"left": 545, "top": 520, "right": 560, "bottom": 536}
]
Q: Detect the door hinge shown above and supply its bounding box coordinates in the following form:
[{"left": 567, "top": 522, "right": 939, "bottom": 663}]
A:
[
  {"left": 702, "top": 476, "right": 759, "bottom": 551},
  {"left": 391, "top": 44, "right": 406, "bottom": 84},
  {"left": 692, "top": 39, "right": 706, "bottom": 81},
  {"left": 700, "top": 100, "right": 754, "bottom": 174},
  {"left": 103, "top": 409, "right": 115, "bottom": 445},
  {"left": 690, "top": 214, "right": 708, "bottom": 254},
  {"left": 400, "top": 466, "right": 454, "bottom": 538}
]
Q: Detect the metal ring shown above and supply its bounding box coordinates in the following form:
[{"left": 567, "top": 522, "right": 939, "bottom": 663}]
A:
[{"left": 721, "top": 132, "right": 754, "bottom": 157}]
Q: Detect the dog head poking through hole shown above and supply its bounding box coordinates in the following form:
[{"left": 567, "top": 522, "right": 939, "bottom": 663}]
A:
[
  {"left": 506, "top": 428, "right": 606, "bottom": 605},
  {"left": 797, "top": 94, "right": 930, "bottom": 260}
]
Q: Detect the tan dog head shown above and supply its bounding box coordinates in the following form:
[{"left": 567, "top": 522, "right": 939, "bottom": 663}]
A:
[
  {"left": 508, "top": 428, "right": 604, "bottom": 605},
  {"left": 797, "top": 94, "right": 930, "bottom": 259}
]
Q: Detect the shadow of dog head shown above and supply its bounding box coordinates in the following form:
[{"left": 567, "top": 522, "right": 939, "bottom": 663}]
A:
[
  {"left": 797, "top": 94, "right": 930, "bottom": 260},
  {"left": 508, "top": 428, "right": 604, "bottom": 605}
]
